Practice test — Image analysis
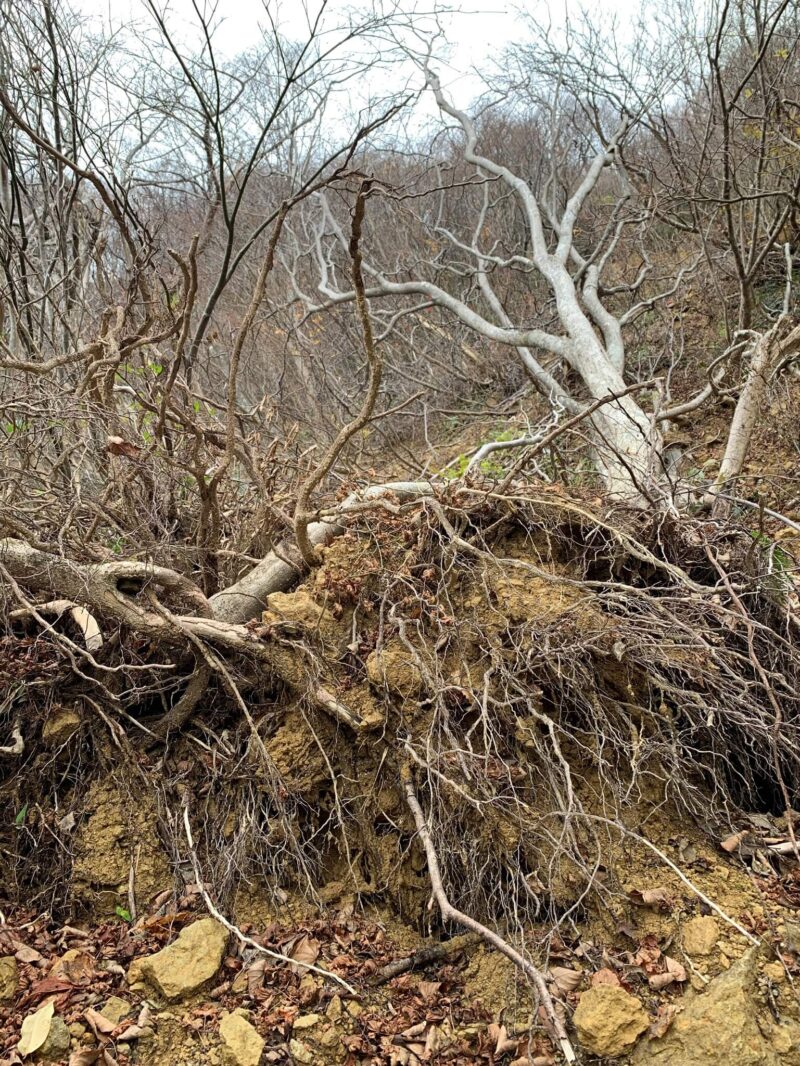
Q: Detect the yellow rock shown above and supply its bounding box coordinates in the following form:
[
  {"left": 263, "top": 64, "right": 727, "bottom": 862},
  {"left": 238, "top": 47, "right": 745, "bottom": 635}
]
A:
[
  {"left": 573, "top": 985, "right": 649, "bottom": 1057},
  {"left": 682, "top": 915, "right": 718, "bottom": 957},
  {"left": 219, "top": 1012, "right": 264, "bottom": 1066}
]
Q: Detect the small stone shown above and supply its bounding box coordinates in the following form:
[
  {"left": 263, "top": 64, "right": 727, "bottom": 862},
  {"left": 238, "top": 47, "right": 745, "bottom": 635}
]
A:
[
  {"left": 127, "top": 918, "right": 228, "bottom": 1000},
  {"left": 100, "top": 996, "right": 132, "bottom": 1024},
  {"left": 0, "top": 956, "right": 18, "bottom": 1001},
  {"left": 763, "top": 961, "right": 785, "bottom": 984},
  {"left": 116, "top": 1043, "right": 130, "bottom": 1055},
  {"left": 682, "top": 916, "right": 719, "bottom": 957},
  {"left": 219, "top": 1011, "right": 265, "bottom": 1066},
  {"left": 294, "top": 1014, "right": 322, "bottom": 1030},
  {"left": 345, "top": 1001, "right": 363, "bottom": 1018},
  {"left": 42, "top": 708, "right": 82, "bottom": 746},
  {"left": 318, "top": 1025, "right": 340, "bottom": 1048},
  {"left": 326, "top": 995, "right": 342, "bottom": 1020},
  {"left": 36, "top": 1016, "right": 71, "bottom": 1061},
  {"left": 782, "top": 920, "right": 800, "bottom": 954},
  {"left": 298, "top": 973, "right": 320, "bottom": 1006},
  {"left": 68, "top": 1023, "right": 87, "bottom": 1039},
  {"left": 289, "top": 1039, "right": 314, "bottom": 1064},
  {"left": 573, "top": 985, "right": 649, "bottom": 1058}
]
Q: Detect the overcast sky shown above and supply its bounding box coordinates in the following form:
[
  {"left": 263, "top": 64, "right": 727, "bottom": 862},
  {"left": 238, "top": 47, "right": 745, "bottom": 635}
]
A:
[{"left": 74, "top": 1, "right": 637, "bottom": 97}]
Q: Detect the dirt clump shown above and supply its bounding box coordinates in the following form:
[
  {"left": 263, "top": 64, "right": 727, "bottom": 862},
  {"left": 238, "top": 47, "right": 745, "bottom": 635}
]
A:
[
  {"left": 366, "top": 643, "right": 424, "bottom": 698},
  {"left": 264, "top": 707, "right": 335, "bottom": 794},
  {"left": 72, "top": 779, "right": 170, "bottom": 918}
]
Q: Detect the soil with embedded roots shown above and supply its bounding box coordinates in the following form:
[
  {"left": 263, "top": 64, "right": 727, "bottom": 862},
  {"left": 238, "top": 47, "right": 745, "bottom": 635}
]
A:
[{"left": 2, "top": 485, "right": 800, "bottom": 1063}]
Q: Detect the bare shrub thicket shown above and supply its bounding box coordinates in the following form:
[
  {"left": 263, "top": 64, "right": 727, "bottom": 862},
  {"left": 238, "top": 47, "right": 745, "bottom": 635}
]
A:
[{"left": 0, "top": 1, "right": 799, "bottom": 1058}]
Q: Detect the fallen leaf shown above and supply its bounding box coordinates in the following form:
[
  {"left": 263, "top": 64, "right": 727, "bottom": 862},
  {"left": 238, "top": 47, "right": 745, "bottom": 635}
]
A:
[
  {"left": 649, "top": 1003, "right": 679, "bottom": 1038},
  {"left": 664, "top": 956, "right": 687, "bottom": 982},
  {"left": 50, "top": 950, "right": 95, "bottom": 984},
  {"left": 17, "top": 999, "right": 54, "bottom": 1056},
  {"left": 289, "top": 936, "right": 320, "bottom": 975},
  {"left": 84, "top": 1007, "right": 117, "bottom": 1036},
  {"left": 590, "top": 968, "right": 621, "bottom": 988},
  {"left": 649, "top": 971, "right": 678, "bottom": 990},
  {"left": 549, "top": 966, "right": 582, "bottom": 993},
  {"left": 418, "top": 980, "right": 441, "bottom": 1002},
  {"left": 629, "top": 887, "right": 673, "bottom": 911},
  {"left": 15, "top": 946, "right": 43, "bottom": 965},
  {"left": 720, "top": 830, "right": 749, "bottom": 853}
]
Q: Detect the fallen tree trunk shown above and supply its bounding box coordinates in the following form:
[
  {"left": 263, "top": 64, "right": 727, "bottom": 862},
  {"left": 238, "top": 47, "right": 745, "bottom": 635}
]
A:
[{"left": 208, "top": 481, "right": 433, "bottom": 623}]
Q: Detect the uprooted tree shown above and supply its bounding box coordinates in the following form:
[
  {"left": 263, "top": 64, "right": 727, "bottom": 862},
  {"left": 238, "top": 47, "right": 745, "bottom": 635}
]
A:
[{"left": 1, "top": 1, "right": 799, "bottom": 1061}]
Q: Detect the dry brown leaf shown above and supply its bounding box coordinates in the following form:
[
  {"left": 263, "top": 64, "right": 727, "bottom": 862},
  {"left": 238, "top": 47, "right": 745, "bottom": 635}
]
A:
[
  {"left": 720, "top": 830, "right": 749, "bottom": 853},
  {"left": 84, "top": 1008, "right": 117, "bottom": 1036},
  {"left": 401, "top": 1021, "right": 428, "bottom": 1039},
  {"left": 629, "top": 887, "right": 673, "bottom": 911},
  {"left": 105, "top": 436, "right": 141, "bottom": 459},
  {"left": 418, "top": 980, "right": 441, "bottom": 1002},
  {"left": 590, "top": 967, "right": 621, "bottom": 988},
  {"left": 289, "top": 935, "right": 320, "bottom": 975},
  {"left": 549, "top": 966, "right": 582, "bottom": 993},
  {"left": 50, "top": 950, "right": 95, "bottom": 984},
  {"left": 15, "top": 946, "right": 43, "bottom": 965},
  {"left": 69, "top": 1052, "right": 101, "bottom": 1066},
  {"left": 17, "top": 999, "right": 54, "bottom": 1056},
  {"left": 665, "top": 956, "right": 687, "bottom": 982},
  {"left": 649, "top": 1003, "right": 679, "bottom": 1038},
  {"left": 247, "top": 958, "right": 267, "bottom": 995}
]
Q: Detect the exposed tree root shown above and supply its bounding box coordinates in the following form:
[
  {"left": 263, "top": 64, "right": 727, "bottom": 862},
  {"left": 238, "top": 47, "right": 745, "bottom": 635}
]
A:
[{"left": 403, "top": 770, "right": 577, "bottom": 1062}]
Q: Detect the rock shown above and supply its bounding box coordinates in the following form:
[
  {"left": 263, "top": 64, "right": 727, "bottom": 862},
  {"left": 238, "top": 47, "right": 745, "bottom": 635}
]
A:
[
  {"left": 783, "top": 919, "right": 800, "bottom": 955},
  {"left": 326, "top": 995, "right": 342, "bottom": 1020},
  {"left": 631, "top": 948, "right": 782, "bottom": 1065},
  {"left": 100, "top": 996, "right": 132, "bottom": 1024},
  {"left": 219, "top": 1012, "right": 264, "bottom": 1066},
  {"left": 0, "top": 956, "right": 18, "bottom": 1001},
  {"left": 42, "top": 708, "right": 82, "bottom": 746},
  {"left": 127, "top": 918, "right": 228, "bottom": 1000},
  {"left": 682, "top": 915, "right": 718, "bottom": 957},
  {"left": 294, "top": 1013, "right": 322, "bottom": 1030},
  {"left": 289, "top": 1038, "right": 314, "bottom": 1064},
  {"left": 36, "top": 1016, "right": 70, "bottom": 1061},
  {"left": 573, "top": 984, "right": 649, "bottom": 1058}
]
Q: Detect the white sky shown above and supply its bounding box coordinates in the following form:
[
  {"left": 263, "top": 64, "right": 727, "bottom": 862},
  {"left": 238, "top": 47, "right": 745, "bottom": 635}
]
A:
[{"left": 75, "top": 1, "right": 641, "bottom": 107}]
